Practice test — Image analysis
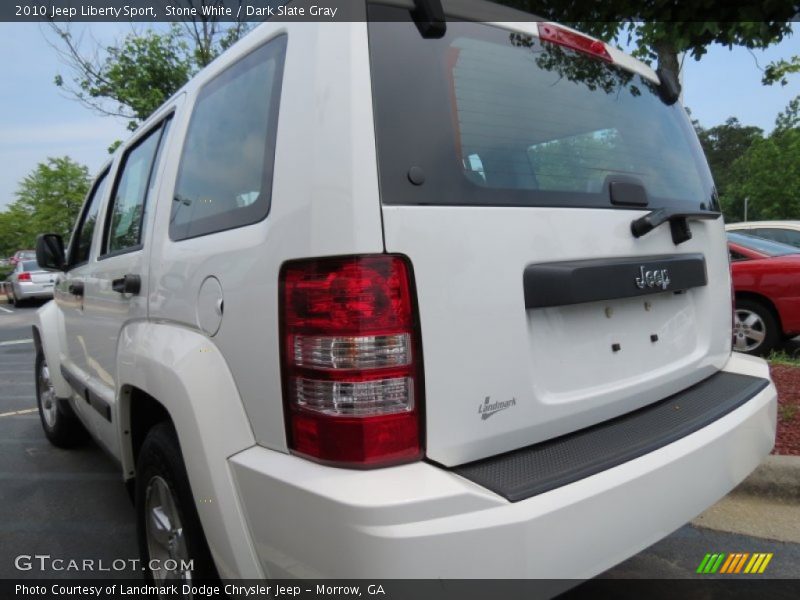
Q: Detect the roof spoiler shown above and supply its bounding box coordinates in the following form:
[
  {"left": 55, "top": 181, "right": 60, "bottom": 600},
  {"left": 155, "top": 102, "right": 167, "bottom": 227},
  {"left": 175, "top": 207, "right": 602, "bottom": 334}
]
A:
[{"left": 412, "top": 0, "right": 446, "bottom": 38}]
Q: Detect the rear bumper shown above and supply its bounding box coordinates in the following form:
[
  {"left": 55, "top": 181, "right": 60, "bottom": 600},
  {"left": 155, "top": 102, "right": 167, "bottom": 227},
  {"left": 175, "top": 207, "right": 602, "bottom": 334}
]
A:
[
  {"left": 14, "top": 283, "right": 54, "bottom": 300},
  {"left": 229, "top": 353, "right": 776, "bottom": 579}
]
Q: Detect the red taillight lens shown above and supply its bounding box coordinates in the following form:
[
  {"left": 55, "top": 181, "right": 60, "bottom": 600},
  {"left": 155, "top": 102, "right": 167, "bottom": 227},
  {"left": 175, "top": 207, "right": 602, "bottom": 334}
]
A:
[
  {"left": 18, "top": 272, "right": 31, "bottom": 282},
  {"left": 280, "top": 255, "right": 423, "bottom": 467},
  {"left": 537, "top": 23, "right": 613, "bottom": 63}
]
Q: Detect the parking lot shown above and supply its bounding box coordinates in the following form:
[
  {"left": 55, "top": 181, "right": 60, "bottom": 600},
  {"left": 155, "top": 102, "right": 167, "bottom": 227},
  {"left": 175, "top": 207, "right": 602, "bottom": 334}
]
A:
[{"left": 0, "top": 300, "right": 798, "bottom": 584}]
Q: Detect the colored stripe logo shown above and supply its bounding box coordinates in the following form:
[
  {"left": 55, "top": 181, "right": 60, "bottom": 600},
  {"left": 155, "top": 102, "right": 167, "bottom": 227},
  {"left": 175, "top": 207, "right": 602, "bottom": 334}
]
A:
[{"left": 696, "top": 552, "right": 773, "bottom": 574}]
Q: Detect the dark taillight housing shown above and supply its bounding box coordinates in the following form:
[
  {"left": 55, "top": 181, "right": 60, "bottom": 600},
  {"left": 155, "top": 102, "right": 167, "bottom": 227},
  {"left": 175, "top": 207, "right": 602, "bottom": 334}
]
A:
[
  {"left": 280, "top": 255, "right": 424, "bottom": 468},
  {"left": 18, "top": 272, "right": 31, "bottom": 282}
]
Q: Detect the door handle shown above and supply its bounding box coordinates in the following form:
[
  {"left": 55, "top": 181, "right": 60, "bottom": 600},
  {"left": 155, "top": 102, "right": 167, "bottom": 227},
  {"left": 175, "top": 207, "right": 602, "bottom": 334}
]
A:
[
  {"left": 68, "top": 281, "right": 84, "bottom": 297},
  {"left": 112, "top": 274, "right": 141, "bottom": 295}
]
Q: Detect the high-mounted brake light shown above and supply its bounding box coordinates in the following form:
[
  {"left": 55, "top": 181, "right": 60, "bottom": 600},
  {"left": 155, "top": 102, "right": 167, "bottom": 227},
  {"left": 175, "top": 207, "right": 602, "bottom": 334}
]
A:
[
  {"left": 537, "top": 23, "right": 613, "bottom": 63},
  {"left": 280, "top": 255, "right": 424, "bottom": 468},
  {"left": 18, "top": 272, "right": 31, "bottom": 282}
]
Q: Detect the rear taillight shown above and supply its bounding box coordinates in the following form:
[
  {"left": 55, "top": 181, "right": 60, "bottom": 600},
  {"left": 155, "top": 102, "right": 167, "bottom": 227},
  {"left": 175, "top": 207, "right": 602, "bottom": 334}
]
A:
[
  {"left": 537, "top": 23, "right": 613, "bottom": 63},
  {"left": 280, "top": 255, "right": 423, "bottom": 468},
  {"left": 18, "top": 272, "right": 31, "bottom": 282}
]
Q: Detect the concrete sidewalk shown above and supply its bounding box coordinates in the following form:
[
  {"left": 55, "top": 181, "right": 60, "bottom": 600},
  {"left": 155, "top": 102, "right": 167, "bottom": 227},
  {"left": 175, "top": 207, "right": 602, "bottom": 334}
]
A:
[{"left": 693, "top": 455, "right": 800, "bottom": 543}]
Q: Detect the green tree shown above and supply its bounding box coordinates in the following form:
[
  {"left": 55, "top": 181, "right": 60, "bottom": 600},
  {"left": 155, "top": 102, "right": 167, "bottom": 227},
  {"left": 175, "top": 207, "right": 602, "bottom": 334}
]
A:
[
  {"left": 0, "top": 157, "right": 91, "bottom": 254},
  {"left": 496, "top": 1, "right": 796, "bottom": 95},
  {"left": 53, "top": 24, "right": 194, "bottom": 131},
  {"left": 692, "top": 117, "right": 764, "bottom": 200},
  {"left": 763, "top": 55, "right": 800, "bottom": 86},
  {"left": 51, "top": 2, "right": 251, "bottom": 130},
  {"left": 721, "top": 124, "right": 800, "bottom": 222},
  {"left": 0, "top": 207, "right": 32, "bottom": 258}
]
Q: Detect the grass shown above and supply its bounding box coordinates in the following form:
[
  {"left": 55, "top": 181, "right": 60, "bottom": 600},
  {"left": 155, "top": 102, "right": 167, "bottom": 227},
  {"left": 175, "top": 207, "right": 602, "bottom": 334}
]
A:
[
  {"left": 780, "top": 403, "right": 798, "bottom": 423},
  {"left": 767, "top": 349, "right": 800, "bottom": 367}
]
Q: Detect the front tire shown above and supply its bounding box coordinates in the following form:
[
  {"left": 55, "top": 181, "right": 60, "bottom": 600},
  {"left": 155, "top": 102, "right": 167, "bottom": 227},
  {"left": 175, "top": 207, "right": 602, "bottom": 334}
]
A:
[
  {"left": 733, "top": 299, "right": 779, "bottom": 356},
  {"left": 136, "top": 422, "right": 218, "bottom": 589},
  {"left": 35, "top": 349, "right": 87, "bottom": 447}
]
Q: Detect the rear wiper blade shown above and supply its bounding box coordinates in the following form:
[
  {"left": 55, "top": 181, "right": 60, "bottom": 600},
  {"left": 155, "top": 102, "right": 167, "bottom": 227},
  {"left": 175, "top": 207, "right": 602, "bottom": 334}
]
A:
[{"left": 631, "top": 207, "right": 721, "bottom": 245}]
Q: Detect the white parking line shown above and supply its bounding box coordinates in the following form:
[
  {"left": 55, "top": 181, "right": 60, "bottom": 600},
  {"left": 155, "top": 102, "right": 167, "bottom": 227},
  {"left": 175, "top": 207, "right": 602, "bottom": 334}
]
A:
[
  {"left": 0, "top": 408, "right": 37, "bottom": 418},
  {"left": 0, "top": 305, "right": 13, "bottom": 314},
  {"left": 0, "top": 339, "right": 33, "bottom": 347}
]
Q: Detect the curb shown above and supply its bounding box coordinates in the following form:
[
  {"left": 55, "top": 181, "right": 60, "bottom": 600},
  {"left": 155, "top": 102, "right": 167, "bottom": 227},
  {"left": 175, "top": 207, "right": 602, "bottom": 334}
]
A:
[{"left": 730, "top": 455, "right": 800, "bottom": 502}]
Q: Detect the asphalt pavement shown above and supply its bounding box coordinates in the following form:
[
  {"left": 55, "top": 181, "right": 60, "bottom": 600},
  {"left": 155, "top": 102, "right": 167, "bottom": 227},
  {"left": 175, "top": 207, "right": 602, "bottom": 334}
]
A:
[
  {"left": 0, "top": 301, "right": 139, "bottom": 579},
  {"left": 0, "top": 300, "right": 797, "bottom": 584}
]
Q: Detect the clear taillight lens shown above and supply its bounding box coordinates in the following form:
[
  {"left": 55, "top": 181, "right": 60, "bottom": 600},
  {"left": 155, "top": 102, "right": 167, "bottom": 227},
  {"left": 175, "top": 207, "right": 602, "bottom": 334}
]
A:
[{"left": 280, "top": 255, "right": 423, "bottom": 467}]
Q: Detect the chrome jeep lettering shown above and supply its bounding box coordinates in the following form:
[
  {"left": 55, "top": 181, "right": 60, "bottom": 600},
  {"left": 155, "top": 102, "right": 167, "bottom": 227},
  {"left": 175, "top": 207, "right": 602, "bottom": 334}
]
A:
[{"left": 635, "top": 266, "right": 671, "bottom": 291}]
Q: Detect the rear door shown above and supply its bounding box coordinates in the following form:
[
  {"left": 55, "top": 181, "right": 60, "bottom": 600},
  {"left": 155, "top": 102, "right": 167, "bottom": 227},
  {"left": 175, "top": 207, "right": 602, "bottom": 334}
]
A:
[
  {"left": 368, "top": 9, "right": 732, "bottom": 466},
  {"left": 57, "top": 168, "right": 110, "bottom": 394},
  {"left": 78, "top": 113, "right": 175, "bottom": 457}
]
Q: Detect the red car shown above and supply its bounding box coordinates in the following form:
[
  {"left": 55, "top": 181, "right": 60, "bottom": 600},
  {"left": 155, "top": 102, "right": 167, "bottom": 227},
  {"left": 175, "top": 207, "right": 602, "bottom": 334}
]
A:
[{"left": 728, "top": 232, "right": 800, "bottom": 355}]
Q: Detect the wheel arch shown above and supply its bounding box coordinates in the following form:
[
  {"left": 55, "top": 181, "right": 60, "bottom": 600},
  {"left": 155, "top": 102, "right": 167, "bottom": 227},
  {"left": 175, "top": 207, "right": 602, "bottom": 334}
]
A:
[
  {"left": 115, "top": 320, "right": 262, "bottom": 579},
  {"left": 32, "top": 301, "right": 71, "bottom": 399},
  {"left": 734, "top": 291, "right": 784, "bottom": 334}
]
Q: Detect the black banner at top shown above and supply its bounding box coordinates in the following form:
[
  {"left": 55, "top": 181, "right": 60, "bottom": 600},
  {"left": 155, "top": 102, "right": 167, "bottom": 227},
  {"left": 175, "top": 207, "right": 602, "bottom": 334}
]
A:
[{"left": 3, "top": 0, "right": 799, "bottom": 23}]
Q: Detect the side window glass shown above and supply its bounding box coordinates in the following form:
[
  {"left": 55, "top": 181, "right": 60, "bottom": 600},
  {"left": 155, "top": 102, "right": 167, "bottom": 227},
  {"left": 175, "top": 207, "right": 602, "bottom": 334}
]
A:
[
  {"left": 783, "top": 230, "right": 800, "bottom": 247},
  {"left": 753, "top": 228, "right": 781, "bottom": 243},
  {"left": 69, "top": 169, "right": 110, "bottom": 268},
  {"left": 170, "top": 35, "right": 287, "bottom": 241},
  {"left": 104, "top": 119, "right": 171, "bottom": 256}
]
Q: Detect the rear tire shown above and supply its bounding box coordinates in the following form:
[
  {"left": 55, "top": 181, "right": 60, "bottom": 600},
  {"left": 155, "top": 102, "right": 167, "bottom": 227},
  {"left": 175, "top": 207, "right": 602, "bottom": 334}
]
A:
[
  {"left": 136, "top": 422, "right": 219, "bottom": 588},
  {"left": 733, "top": 299, "right": 779, "bottom": 356},
  {"left": 35, "top": 349, "right": 87, "bottom": 448}
]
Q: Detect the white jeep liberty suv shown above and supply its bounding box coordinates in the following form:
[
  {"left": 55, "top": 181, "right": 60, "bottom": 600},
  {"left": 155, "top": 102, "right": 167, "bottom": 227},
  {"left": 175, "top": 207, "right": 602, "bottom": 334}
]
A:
[{"left": 32, "top": 0, "right": 776, "bottom": 585}]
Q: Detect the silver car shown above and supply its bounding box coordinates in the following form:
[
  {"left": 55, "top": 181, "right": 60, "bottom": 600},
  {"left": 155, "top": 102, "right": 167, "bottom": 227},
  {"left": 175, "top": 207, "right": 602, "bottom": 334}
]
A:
[{"left": 7, "top": 260, "right": 56, "bottom": 305}]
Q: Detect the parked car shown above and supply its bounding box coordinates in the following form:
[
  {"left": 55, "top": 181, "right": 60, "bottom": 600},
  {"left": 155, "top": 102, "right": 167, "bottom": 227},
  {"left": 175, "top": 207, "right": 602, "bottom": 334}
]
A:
[
  {"left": 31, "top": 0, "right": 776, "bottom": 585},
  {"left": 9, "top": 249, "right": 36, "bottom": 266},
  {"left": 728, "top": 231, "right": 800, "bottom": 355},
  {"left": 726, "top": 220, "right": 800, "bottom": 248},
  {"left": 6, "top": 260, "right": 56, "bottom": 306}
]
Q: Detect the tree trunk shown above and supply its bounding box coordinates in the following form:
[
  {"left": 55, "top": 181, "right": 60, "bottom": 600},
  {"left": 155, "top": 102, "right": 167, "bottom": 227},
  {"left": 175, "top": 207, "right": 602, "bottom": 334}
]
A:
[{"left": 654, "top": 40, "right": 681, "bottom": 96}]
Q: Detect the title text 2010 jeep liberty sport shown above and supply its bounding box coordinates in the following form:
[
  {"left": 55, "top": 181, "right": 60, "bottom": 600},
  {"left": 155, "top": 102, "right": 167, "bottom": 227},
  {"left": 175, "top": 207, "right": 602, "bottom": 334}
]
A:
[{"left": 33, "top": 0, "right": 776, "bottom": 584}]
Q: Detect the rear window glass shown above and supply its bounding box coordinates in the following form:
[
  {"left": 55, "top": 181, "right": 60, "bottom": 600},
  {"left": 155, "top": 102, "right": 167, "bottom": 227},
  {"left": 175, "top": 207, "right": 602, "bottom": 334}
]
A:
[
  {"left": 22, "top": 261, "right": 39, "bottom": 271},
  {"left": 368, "top": 7, "right": 716, "bottom": 211}
]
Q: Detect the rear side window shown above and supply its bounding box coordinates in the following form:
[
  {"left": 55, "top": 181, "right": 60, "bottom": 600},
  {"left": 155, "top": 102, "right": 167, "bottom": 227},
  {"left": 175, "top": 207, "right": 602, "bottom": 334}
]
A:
[
  {"left": 103, "top": 119, "right": 172, "bottom": 256},
  {"left": 69, "top": 169, "right": 109, "bottom": 268},
  {"left": 754, "top": 228, "right": 800, "bottom": 246},
  {"left": 170, "top": 35, "right": 287, "bottom": 241},
  {"left": 368, "top": 7, "right": 716, "bottom": 211}
]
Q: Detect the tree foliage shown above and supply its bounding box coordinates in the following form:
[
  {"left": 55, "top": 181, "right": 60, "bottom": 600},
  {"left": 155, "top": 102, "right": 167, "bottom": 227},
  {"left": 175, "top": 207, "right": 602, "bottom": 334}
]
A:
[
  {"left": 721, "top": 128, "right": 800, "bottom": 221},
  {"left": 763, "top": 55, "right": 800, "bottom": 86},
  {"left": 51, "top": 2, "right": 250, "bottom": 130},
  {"left": 692, "top": 117, "right": 764, "bottom": 199},
  {"left": 0, "top": 157, "right": 90, "bottom": 257},
  {"left": 713, "top": 97, "right": 800, "bottom": 222},
  {"left": 54, "top": 25, "right": 193, "bottom": 130},
  {"left": 496, "top": 0, "right": 796, "bottom": 94}
]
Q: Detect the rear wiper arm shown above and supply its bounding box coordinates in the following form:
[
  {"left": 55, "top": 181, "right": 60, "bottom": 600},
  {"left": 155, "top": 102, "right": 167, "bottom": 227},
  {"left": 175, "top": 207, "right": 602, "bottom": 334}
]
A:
[{"left": 631, "top": 207, "right": 721, "bottom": 245}]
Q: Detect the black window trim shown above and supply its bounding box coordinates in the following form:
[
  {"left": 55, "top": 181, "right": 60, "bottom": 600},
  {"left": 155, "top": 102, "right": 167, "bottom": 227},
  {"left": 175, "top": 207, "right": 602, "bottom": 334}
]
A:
[
  {"left": 66, "top": 166, "right": 112, "bottom": 272},
  {"left": 99, "top": 114, "right": 174, "bottom": 261},
  {"left": 169, "top": 33, "right": 288, "bottom": 242}
]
